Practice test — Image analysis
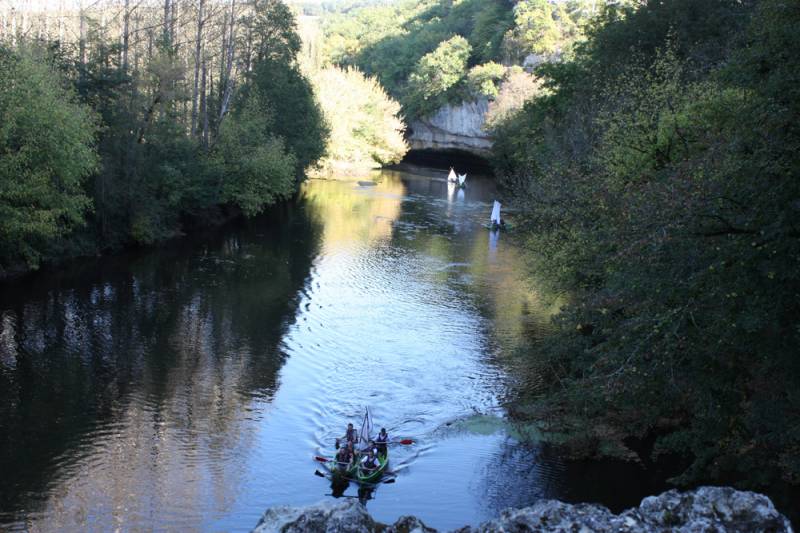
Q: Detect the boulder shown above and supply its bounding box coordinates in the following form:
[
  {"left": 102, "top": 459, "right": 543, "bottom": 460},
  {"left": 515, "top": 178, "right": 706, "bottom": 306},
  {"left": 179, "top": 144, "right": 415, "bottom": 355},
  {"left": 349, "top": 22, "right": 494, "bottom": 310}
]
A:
[{"left": 252, "top": 487, "right": 793, "bottom": 533}]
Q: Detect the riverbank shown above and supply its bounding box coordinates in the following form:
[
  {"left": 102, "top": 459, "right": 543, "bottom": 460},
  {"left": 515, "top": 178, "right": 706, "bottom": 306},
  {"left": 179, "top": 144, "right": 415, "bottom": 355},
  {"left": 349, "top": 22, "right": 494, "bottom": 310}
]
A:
[
  {"left": 0, "top": 202, "right": 261, "bottom": 284},
  {"left": 252, "top": 487, "right": 792, "bottom": 532}
]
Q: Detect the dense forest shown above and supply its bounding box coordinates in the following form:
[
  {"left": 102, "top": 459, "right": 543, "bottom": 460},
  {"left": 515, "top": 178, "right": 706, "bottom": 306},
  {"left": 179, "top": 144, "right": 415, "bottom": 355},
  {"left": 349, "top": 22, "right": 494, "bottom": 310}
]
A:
[
  {"left": 320, "top": 0, "right": 594, "bottom": 120},
  {"left": 0, "top": 0, "right": 328, "bottom": 275},
  {"left": 493, "top": 0, "right": 800, "bottom": 493}
]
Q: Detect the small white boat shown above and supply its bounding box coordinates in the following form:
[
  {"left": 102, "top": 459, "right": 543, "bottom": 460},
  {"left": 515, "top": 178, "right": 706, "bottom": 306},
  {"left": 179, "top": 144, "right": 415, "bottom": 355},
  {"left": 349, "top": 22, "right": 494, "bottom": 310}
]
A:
[
  {"left": 489, "top": 200, "right": 503, "bottom": 230},
  {"left": 457, "top": 173, "right": 467, "bottom": 188},
  {"left": 491, "top": 200, "right": 501, "bottom": 224},
  {"left": 448, "top": 168, "right": 458, "bottom": 182}
]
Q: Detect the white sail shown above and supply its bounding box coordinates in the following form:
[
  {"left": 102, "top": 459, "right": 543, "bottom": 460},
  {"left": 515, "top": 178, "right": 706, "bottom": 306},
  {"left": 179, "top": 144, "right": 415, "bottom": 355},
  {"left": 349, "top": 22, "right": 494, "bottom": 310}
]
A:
[
  {"left": 448, "top": 168, "right": 457, "bottom": 182},
  {"left": 491, "top": 200, "right": 501, "bottom": 224},
  {"left": 358, "top": 407, "right": 373, "bottom": 451},
  {"left": 457, "top": 173, "right": 467, "bottom": 186}
]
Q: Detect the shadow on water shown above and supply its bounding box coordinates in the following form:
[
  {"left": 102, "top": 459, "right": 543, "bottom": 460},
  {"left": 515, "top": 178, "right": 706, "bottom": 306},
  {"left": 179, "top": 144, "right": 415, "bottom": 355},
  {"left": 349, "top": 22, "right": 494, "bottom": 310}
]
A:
[{"left": 0, "top": 199, "right": 323, "bottom": 526}]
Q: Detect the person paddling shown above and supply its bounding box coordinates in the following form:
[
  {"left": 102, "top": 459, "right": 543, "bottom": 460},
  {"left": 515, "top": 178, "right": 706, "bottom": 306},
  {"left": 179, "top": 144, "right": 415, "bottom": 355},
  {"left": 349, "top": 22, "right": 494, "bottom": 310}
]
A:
[
  {"left": 336, "top": 424, "right": 358, "bottom": 448},
  {"left": 361, "top": 449, "right": 380, "bottom": 475},
  {"left": 335, "top": 443, "right": 353, "bottom": 471},
  {"left": 375, "top": 428, "right": 388, "bottom": 456}
]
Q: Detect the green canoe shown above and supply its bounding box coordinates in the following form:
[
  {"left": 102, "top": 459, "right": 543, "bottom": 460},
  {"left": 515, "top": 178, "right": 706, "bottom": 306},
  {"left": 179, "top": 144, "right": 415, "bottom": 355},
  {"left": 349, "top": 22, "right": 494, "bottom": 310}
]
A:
[{"left": 355, "top": 452, "right": 389, "bottom": 484}]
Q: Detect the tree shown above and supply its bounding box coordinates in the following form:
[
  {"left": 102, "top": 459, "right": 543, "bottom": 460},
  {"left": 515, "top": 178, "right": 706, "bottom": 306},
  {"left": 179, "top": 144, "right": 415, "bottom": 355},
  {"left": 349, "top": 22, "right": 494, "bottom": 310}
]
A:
[
  {"left": 503, "top": 0, "right": 560, "bottom": 60},
  {"left": 0, "top": 47, "right": 97, "bottom": 270},
  {"left": 466, "top": 61, "right": 506, "bottom": 99},
  {"left": 311, "top": 66, "right": 407, "bottom": 173},
  {"left": 405, "top": 34, "right": 471, "bottom": 118},
  {"left": 213, "top": 91, "right": 297, "bottom": 217},
  {"left": 244, "top": 57, "right": 328, "bottom": 177}
]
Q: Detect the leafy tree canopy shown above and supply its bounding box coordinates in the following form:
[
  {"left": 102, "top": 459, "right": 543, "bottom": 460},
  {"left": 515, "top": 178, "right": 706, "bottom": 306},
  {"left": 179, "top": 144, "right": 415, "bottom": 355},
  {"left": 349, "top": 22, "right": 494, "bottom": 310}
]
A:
[{"left": 0, "top": 47, "right": 97, "bottom": 271}]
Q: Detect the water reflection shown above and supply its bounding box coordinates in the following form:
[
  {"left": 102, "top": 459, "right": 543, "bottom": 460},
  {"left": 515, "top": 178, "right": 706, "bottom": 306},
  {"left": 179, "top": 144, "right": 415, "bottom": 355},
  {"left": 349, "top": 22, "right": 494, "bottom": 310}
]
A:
[
  {"left": 0, "top": 203, "right": 323, "bottom": 530},
  {"left": 0, "top": 168, "right": 557, "bottom": 531}
]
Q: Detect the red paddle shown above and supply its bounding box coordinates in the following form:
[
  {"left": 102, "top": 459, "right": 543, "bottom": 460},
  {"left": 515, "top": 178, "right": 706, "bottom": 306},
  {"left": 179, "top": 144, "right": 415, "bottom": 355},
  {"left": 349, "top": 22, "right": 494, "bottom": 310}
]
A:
[{"left": 314, "top": 456, "right": 330, "bottom": 463}]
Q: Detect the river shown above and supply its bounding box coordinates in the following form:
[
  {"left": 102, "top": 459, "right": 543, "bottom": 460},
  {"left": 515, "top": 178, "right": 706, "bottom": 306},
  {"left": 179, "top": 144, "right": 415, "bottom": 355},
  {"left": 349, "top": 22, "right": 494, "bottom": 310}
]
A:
[{"left": 0, "top": 167, "right": 659, "bottom": 531}]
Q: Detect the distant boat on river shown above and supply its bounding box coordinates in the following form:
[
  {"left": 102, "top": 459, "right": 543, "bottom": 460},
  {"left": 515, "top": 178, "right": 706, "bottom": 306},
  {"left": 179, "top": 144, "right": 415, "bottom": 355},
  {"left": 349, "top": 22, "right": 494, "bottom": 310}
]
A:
[
  {"left": 456, "top": 173, "right": 467, "bottom": 188},
  {"left": 448, "top": 168, "right": 457, "bottom": 183},
  {"left": 486, "top": 200, "right": 507, "bottom": 230}
]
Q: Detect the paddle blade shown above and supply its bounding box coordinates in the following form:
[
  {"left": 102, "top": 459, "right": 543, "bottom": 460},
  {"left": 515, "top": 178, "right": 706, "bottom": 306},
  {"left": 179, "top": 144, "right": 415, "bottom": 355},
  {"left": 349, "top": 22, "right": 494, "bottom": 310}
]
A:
[
  {"left": 314, "top": 456, "right": 330, "bottom": 463},
  {"left": 314, "top": 470, "right": 326, "bottom": 477},
  {"left": 382, "top": 478, "right": 396, "bottom": 484},
  {"left": 399, "top": 439, "right": 414, "bottom": 445}
]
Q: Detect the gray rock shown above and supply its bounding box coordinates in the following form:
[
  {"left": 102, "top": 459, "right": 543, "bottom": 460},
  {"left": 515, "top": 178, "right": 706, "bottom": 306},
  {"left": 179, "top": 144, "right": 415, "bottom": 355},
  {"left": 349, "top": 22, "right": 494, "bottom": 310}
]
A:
[
  {"left": 252, "top": 500, "right": 378, "bottom": 533},
  {"left": 409, "top": 100, "right": 493, "bottom": 156},
  {"left": 627, "top": 486, "right": 793, "bottom": 532},
  {"left": 388, "top": 515, "right": 438, "bottom": 533},
  {"left": 252, "top": 487, "right": 793, "bottom": 533}
]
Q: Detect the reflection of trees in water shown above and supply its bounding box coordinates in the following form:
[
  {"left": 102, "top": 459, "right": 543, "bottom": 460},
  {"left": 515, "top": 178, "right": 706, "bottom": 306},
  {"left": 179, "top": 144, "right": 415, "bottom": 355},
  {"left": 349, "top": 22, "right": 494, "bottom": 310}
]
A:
[
  {"left": 474, "top": 438, "right": 567, "bottom": 517},
  {"left": 0, "top": 201, "right": 322, "bottom": 525},
  {"left": 477, "top": 436, "right": 674, "bottom": 518}
]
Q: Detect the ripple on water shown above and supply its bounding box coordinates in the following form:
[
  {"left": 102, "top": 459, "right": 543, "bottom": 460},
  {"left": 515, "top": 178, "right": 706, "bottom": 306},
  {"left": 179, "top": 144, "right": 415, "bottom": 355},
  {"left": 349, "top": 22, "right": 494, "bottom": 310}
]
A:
[{"left": 0, "top": 171, "right": 562, "bottom": 532}]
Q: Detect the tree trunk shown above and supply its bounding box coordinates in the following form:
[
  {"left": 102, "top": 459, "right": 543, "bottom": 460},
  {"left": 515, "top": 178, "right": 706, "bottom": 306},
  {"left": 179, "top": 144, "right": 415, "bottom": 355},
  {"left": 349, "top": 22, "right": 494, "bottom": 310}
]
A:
[
  {"left": 171, "top": 0, "right": 178, "bottom": 52},
  {"left": 201, "top": 56, "right": 209, "bottom": 148},
  {"left": 0, "top": 6, "right": 6, "bottom": 42},
  {"left": 218, "top": 0, "right": 237, "bottom": 125},
  {"left": 133, "top": 12, "right": 140, "bottom": 72},
  {"left": 11, "top": 7, "right": 16, "bottom": 46},
  {"left": 58, "top": 0, "right": 64, "bottom": 45},
  {"left": 191, "top": 0, "right": 205, "bottom": 137},
  {"left": 79, "top": 1, "right": 86, "bottom": 82},
  {"left": 163, "top": 0, "right": 171, "bottom": 48},
  {"left": 122, "top": 0, "right": 130, "bottom": 71}
]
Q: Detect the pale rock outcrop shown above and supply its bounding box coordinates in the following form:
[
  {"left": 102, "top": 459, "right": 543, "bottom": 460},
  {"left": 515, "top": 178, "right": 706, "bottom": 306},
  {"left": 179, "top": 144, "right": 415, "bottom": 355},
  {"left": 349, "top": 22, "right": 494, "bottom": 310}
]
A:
[
  {"left": 252, "top": 487, "right": 793, "bottom": 533},
  {"left": 409, "top": 100, "right": 492, "bottom": 156}
]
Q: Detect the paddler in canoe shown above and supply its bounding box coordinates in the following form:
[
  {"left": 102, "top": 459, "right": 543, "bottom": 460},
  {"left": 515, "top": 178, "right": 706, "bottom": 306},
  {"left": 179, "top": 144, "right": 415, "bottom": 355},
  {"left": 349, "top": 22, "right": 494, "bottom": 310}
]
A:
[
  {"left": 375, "top": 428, "right": 388, "bottom": 456},
  {"left": 360, "top": 449, "right": 381, "bottom": 475},
  {"left": 334, "top": 442, "right": 355, "bottom": 472},
  {"left": 336, "top": 423, "right": 358, "bottom": 449}
]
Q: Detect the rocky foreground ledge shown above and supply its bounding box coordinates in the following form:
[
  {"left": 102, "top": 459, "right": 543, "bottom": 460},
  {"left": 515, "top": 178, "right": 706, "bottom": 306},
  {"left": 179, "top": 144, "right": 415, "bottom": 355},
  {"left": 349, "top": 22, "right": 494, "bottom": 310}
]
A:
[{"left": 252, "top": 486, "right": 793, "bottom": 532}]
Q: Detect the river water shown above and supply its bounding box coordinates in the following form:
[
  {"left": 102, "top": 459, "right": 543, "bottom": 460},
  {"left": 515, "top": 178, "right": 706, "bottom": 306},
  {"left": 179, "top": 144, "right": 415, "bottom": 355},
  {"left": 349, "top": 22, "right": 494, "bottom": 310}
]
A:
[{"left": 0, "top": 168, "right": 656, "bottom": 531}]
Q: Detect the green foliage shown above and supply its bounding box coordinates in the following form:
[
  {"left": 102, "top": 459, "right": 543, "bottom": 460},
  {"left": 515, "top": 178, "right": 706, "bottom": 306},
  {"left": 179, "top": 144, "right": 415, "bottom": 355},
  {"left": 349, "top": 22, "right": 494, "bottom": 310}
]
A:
[
  {"left": 214, "top": 93, "right": 297, "bottom": 217},
  {"left": 247, "top": 0, "right": 303, "bottom": 63},
  {"left": 405, "top": 35, "right": 471, "bottom": 119},
  {"left": 509, "top": 0, "right": 561, "bottom": 56},
  {"left": 0, "top": 47, "right": 97, "bottom": 270},
  {"left": 0, "top": 0, "right": 328, "bottom": 268},
  {"left": 321, "top": 0, "right": 517, "bottom": 119},
  {"left": 319, "top": 0, "right": 593, "bottom": 121},
  {"left": 493, "top": 0, "right": 800, "bottom": 490},
  {"left": 466, "top": 61, "right": 506, "bottom": 99},
  {"left": 245, "top": 58, "right": 329, "bottom": 177},
  {"left": 311, "top": 66, "right": 407, "bottom": 172},
  {"left": 468, "top": 0, "right": 515, "bottom": 63}
]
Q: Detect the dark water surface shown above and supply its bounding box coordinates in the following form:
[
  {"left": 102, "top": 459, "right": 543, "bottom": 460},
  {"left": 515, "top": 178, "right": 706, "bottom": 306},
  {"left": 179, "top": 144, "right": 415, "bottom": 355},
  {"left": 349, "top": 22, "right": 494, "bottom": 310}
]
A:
[{"left": 0, "top": 168, "right": 659, "bottom": 531}]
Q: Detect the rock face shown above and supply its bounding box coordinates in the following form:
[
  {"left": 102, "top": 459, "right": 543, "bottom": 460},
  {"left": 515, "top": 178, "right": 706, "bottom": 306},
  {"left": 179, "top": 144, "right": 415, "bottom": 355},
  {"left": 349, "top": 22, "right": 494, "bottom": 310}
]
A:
[
  {"left": 252, "top": 487, "right": 793, "bottom": 533},
  {"left": 408, "top": 100, "right": 492, "bottom": 156}
]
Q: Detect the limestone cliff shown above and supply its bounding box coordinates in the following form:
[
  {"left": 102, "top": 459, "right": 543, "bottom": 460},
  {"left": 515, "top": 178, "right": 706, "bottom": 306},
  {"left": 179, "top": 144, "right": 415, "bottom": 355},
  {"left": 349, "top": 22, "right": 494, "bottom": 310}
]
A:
[{"left": 409, "top": 100, "right": 492, "bottom": 156}]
